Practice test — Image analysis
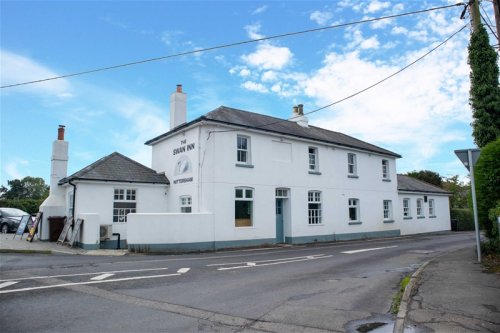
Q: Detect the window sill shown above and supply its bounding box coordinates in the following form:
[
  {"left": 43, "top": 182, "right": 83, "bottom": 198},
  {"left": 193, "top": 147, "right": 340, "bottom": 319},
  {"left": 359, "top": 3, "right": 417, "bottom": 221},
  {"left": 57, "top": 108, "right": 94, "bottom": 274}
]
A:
[
  {"left": 234, "top": 226, "right": 255, "bottom": 229},
  {"left": 308, "top": 223, "right": 324, "bottom": 226},
  {"left": 403, "top": 217, "right": 413, "bottom": 220},
  {"left": 382, "top": 178, "right": 391, "bottom": 182},
  {"left": 383, "top": 220, "right": 395, "bottom": 223},
  {"left": 348, "top": 221, "right": 362, "bottom": 225},
  {"left": 429, "top": 216, "right": 437, "bottom": 218},
  {"left": 308, "top": 171, "right": 322, "bottom": 175},
  {"left": 417, "top": 216, "right": 425, "bottom": 219},
  {"left": 235, "top": 163, "right": 254, "bottom": 168},
  {"left": 347, "top": 174, "right": 359, "bottom": 179}
]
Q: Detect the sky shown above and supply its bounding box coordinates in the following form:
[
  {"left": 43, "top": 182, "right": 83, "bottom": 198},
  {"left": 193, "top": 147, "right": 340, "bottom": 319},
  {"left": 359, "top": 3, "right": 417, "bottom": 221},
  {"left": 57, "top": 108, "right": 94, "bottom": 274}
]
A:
[{"left": 1, "top": 0, "right": 497, "bottom": 187}]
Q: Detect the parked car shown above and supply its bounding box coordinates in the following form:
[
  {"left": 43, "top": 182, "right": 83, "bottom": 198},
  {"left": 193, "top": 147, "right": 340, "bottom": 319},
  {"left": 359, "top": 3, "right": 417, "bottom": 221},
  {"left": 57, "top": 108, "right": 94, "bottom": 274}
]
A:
[{"left": 0, "top": 208, "right": 30, "bottom": 233}]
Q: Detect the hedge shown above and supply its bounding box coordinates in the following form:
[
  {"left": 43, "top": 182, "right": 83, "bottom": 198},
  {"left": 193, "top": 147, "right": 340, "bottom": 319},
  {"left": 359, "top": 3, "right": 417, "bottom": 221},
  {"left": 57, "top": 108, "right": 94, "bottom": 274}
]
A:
[{"left": 451, "top": 208, "right": 475, "bottom": 231}]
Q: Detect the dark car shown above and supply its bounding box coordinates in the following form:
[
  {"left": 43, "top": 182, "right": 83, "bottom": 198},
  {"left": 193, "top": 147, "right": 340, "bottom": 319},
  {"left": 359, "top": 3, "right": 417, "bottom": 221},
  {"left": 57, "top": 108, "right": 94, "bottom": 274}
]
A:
[{"left": 0, "top": 208, "right": 30, "bottom": 233}]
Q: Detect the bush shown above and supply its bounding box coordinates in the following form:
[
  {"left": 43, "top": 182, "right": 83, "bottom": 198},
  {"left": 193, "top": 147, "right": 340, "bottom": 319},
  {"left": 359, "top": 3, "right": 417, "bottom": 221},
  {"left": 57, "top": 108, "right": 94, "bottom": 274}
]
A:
[
  {"left": 451, "top": 208, "right": 475, "bottom": 231},
  {"left": 481, "top": 238, "right": 500, "bottom": 255},
  {"left": 474, "top": 138, "right": 500, "bottom": 238}
]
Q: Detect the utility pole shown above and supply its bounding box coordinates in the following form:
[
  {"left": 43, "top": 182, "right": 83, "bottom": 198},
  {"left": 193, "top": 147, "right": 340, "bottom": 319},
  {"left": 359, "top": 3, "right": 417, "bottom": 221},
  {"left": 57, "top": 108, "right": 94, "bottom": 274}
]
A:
[
  {"left": 493, "top": 0, "right": 500, "bottom": 45},
  {"left": 469, "top": 0, "right": 481, "bottom": 31}
]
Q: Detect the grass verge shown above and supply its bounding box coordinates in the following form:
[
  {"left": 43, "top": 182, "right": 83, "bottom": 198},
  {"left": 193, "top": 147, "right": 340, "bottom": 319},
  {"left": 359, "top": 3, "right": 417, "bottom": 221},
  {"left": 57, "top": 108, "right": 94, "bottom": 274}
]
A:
[
  {"left": 482, "top": 253, "right": 500, "bottom": 273},
  {"left": 391, "top": 274, "right": 411, "bottom": 314}
]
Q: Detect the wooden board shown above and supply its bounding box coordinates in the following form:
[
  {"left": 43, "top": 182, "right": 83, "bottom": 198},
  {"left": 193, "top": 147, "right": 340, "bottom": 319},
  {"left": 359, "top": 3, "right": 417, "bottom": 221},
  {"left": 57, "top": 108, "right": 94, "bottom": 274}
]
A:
[
  {"left": 68, "top": 218, "right": 84, "bottom": 247},
  {"left": 26, "top": 212, "right": 42, "bottom": 243},
  {"left": 14, "top": 215, "right": 31, "bottom": 239},
  {"left": 56, "top": 217, "right": 71, "bottom": 245}
]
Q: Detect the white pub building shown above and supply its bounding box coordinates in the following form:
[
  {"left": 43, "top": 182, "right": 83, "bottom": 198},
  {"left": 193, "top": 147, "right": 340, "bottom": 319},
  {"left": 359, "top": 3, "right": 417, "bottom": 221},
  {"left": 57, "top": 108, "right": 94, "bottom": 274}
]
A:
[{"left": 40, "top": 85, "right": 451, "bottom": 251}]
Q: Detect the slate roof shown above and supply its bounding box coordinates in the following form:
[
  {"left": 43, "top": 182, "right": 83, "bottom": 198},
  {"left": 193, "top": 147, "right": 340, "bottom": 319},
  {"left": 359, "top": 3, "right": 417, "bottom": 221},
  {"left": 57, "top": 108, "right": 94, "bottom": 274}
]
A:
[
  {"left": 59, "top": 152, "right": 169, "bottom": 185},
  {"left": 146, "top": 106, "right": 401, "bottom": 158},
  {"left": 397, "top": 175, "right": 450, "bottom": 195}
]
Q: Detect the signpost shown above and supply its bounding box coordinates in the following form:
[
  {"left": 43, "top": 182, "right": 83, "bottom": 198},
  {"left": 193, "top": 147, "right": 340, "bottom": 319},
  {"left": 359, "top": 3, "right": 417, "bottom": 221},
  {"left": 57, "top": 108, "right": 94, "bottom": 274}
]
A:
[{"left": 454, "top": 148, "right": 481, "bottom": 262}]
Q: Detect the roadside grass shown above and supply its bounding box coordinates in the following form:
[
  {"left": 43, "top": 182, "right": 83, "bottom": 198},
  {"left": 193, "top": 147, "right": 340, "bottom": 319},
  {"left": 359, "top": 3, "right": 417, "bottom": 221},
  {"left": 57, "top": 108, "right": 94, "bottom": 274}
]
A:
[
  {"left": 391, "top": 274, "right": 411, "bottom": 314},
  {"left": 482, "top": 253, "right": 500, "bottom": 273}
]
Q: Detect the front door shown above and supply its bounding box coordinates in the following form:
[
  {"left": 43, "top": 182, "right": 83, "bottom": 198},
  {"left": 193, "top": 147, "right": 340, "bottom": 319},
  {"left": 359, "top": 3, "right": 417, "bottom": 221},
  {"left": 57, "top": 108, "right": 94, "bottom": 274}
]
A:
[{"left": 275, "top": 199, "right": 284, "bottom": 243}]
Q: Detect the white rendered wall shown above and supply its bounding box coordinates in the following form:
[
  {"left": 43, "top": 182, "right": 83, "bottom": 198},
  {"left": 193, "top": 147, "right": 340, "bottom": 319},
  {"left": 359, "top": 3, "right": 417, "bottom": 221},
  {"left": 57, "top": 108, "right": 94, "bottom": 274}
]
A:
[{"left": 398, "top": 193, "right": 451, "bottom": 235}]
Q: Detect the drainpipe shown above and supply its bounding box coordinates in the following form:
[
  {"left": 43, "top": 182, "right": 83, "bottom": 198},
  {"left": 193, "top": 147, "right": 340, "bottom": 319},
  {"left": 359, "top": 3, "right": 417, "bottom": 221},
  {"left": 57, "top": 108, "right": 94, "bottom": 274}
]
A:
[{"left": 68, "top": 179, "right": 77, "bottom": 221}]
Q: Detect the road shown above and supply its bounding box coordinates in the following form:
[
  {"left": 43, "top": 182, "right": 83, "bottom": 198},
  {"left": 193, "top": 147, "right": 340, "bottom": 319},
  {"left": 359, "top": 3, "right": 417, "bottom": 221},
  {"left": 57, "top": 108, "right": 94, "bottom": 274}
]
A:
[{"left": 0, "top": 232, "right": 475, "bottom": 332}]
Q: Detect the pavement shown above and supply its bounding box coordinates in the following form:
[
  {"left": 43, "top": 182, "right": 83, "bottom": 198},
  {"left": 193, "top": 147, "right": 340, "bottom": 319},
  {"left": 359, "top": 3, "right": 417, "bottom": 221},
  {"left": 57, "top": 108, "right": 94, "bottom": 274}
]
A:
[{"left": 1, "top": 232, "right": 499, "bottom": 333}]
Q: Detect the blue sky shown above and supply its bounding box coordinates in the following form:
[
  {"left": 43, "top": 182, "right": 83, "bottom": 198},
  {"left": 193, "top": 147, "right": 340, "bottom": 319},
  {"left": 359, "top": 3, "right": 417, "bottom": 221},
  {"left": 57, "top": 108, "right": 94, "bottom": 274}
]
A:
[{"left": 1, "top": 0, "right": 494, "bottom": 187}]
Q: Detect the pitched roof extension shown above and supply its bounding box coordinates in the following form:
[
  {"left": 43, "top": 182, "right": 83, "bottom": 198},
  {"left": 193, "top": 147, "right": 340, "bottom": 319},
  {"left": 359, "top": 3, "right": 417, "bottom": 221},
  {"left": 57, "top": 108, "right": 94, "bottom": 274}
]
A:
[
  {"left": 146, "top": 106, "right": 401, "bottom": 158},
  {"left": 59, "top": 152, "right": 169, "bottom": 185},
  {"left": 397, "top": 174, "right": 450, "bottom": 195}
]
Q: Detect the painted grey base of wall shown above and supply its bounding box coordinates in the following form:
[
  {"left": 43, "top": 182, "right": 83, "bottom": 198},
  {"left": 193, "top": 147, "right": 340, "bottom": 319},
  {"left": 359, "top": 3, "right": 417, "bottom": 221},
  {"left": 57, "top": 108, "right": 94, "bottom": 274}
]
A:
[
  {"left": 127, "top": 230, "right": 401, "bottom": 254},
  {"left": 76, "top": 240, "right": 127, "bottom": 250}
]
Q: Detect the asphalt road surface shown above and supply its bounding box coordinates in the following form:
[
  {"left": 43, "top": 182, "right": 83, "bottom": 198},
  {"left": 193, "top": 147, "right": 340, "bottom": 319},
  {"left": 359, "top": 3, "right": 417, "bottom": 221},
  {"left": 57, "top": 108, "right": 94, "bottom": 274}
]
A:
[{"left": 0, "top": 232, "right": 475, "bottom": 333}]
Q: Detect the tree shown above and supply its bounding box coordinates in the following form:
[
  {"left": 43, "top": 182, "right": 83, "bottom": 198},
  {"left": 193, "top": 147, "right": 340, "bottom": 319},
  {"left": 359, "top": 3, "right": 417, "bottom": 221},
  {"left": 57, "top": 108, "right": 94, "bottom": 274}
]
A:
[
  {"left": 406, "top": 170, "right": 443, "bottom": 187},
  {"left": 468, "top": 23, "right": 500, "bottom": 147},
  {"left": 474, "top": 138, "right": 500, "bottom": 237},
  {"left": 2, "top": 176, "right": 49, "bottom": 200},
  {"left": 442, "top": 175, "right": 470, "bottom": 209}
]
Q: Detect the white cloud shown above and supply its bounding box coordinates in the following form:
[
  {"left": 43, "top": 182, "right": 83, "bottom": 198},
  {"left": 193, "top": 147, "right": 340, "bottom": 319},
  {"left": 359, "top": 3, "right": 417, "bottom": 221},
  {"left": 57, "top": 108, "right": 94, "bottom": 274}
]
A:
[
  {"left": 161, "top": 30, "right": 184, "bottom": 46},
  {"left": 4, "top": 158, "right": 29, "bottom": 181},
  {"left": 261, "top": 70, "right": 277, "bottom": 82},
  {"left": 346, "top": 28, "right": 380, "bottom": 50},
  {"left": 310, "top": 10, "right": 333, "bottom": 26},
  {"left": 241, "top": 81, "right": 269, "bottom": 93},
  {"left": 245, "top": 23, "right": 265, "bottom": 40},
  {"left": 239, "top": 68, "right": 251, "bottom": 77},
  {"left": 0, "top": 50, "right": 73, "bottom": 98},
  {"left": 360, "top": 36, "right": 380, "bottom": 49},
  {"left": 252, "top": 5, "right": 268, "bottom": 15},
  {"left": 364, "top": 0, "right": 390, "bottom": 14},
  {"left": 241, "top": 43, "right": 293, "bottom": 70},
  {"left": 392, "top": 26, "right": 408, "bottom": 35}
]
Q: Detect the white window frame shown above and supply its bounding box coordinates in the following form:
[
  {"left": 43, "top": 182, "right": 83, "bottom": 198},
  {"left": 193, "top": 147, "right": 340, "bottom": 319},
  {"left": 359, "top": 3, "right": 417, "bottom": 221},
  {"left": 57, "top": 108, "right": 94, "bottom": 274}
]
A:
[
  {"left": 417, "top": 198, "right": 424, "bottom": 218},
  {"left": 113, "top": 188, "right": 137, "bottom": 223},
  {"left": 275, "top": 188, "right": 289, "bottom": 199},
  {"left": 382, "top": 159, "right": 390, "bottom": 180},
  {"left": 403, "top": 198, "right": 411, "bottom": 218},
  {"left": 429, "top": 199, "right": 435, "bottom": 217},
  {"left": 180, "top": 195, "right": 192, "bottom": 213},
  {"left": 308, "top": 147, "right": 319, "bottom": 172},
  {"left": 235, "top": 187, "right": 253, "bottom": 227},
  {"left": 348, "top": 198, "right": 360, "bottom": 222},
  {"left": 308, "top": 191, "right": 322, "bottom": 225},
  {"left": 237, "top": 135, "right": 251, "bottom": 164},
  {"left": 383, "top": 200, "right": 393, "bottom": 221},
  {"left": 348, "top": 153, "right": 357, "bottom": 176}
]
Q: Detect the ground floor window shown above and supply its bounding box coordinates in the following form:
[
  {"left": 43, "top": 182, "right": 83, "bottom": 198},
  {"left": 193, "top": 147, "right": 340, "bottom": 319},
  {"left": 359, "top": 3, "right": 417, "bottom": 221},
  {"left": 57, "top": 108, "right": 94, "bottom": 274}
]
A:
[
  {"left": 235, "top": 187, "right": 253, "bottom": 227},
  {"left": 429, "top": 199, "right": 435, "bottom": 216},
  {"left": 113, "top": 189, "right": 136, "bottom": 222},
  {"left": 180, "top": 195, "right": 192, "bottom": 213},
  {"left": 308, "top": 191, "right": 322, "bottom": 225},
  {"left": 403, "top": 198, "right": 411, "bottom": 218},
  {"left": 348, "top": 198, "right": 360, "bottom": 222},
  {"left": 417, "top": 198, "right": 424, "bottom": 217},
  {"left": 383, "top": 200, "right": 392, "bottom": 221}
]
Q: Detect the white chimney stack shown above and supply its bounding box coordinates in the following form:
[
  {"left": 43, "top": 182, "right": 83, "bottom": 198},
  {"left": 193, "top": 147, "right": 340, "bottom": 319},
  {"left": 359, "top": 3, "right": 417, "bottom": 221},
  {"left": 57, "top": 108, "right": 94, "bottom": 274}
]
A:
[
  {"left": 289, "top": 104, "right": 309, "bottom": 128},
  {"left": 39, "top": 125, "right": 69, "bottom": 240},
  {"left": 170, "top": 84, "right": 187, "bottom": 130}
]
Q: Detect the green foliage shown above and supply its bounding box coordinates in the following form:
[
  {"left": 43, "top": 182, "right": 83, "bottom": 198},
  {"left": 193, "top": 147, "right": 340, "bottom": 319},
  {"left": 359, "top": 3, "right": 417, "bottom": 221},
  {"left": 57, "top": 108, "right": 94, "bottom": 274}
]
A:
[
  {"left": 488, "top": 201, "right": 500, "bottom": 238},
  {"left": 2, "top": 176, "right": 49, "bottom": 200},
  {"left": 443, "top": 175, "right": 470, "bottom": 209},
  {"left": 391, "top": 274, "right": 411, "bottom": 314},
  {"left": 451, "top": 208, "right": 475, "bottom": 231},
  {"left": 481, "top": 238, "right": 500, "bottom": 256},
  {"left": 468, "top": 24, "right": 500, "bottom": 147},
  {"left": 474, "top": 138, "right": 500, "bottom": 237},
  {"left": 405, "top": 170, "right": 443, "bottom": 187},
  {"left": 0, "top": 198, "right": 45, "bottom": 214}
]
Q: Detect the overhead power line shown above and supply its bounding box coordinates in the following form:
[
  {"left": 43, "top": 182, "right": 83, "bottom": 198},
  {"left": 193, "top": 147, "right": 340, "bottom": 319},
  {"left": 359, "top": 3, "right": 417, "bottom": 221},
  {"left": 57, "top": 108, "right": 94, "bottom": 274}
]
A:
[
  {"left": 208, "top": 24, "right": 469, "bottom": 136},
  {"left": 1, "top": 2, "right": 464, "bottom": 89}
]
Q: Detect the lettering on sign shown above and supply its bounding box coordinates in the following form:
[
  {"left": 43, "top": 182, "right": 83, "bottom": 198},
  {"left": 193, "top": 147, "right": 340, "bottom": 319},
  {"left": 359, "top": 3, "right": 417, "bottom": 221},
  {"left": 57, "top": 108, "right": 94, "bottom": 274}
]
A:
[
  {"left": 173, "top": 143, "right": 195, "bottom": 155},
  {"left": 173, "top": 177, "right": 193, "bottom": 185}
]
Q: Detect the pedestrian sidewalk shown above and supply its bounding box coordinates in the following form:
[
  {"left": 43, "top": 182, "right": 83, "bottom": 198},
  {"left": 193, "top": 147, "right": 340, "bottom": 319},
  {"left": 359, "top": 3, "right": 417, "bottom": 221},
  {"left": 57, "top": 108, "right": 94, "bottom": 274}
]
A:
[
  {"left": 404, "top": 247, "right": 500, "bottom": 332},
  {"left": 0, "top": 233, "right": 128, "bottom": 256}
]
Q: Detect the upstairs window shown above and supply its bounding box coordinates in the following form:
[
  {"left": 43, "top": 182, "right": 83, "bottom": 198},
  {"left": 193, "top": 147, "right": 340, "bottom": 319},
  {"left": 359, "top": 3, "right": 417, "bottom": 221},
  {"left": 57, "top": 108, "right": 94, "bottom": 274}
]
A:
[
  {"left": 308, "top": 191, "right": 322, "bottom": 225},
  {"left": 348, "top": 153, "right": 357, "bottom": 176},
  {"left": 113, "top": 189, "right": 136, "bottom": 223},
  {"left": 237, "top": 135, "right": 250, "bottom": 164},
  {"left": 382, "top": 159, "right": 390, "bottom": 180},
  {"left": 348, "top": 198, "right": 360, "bottom": 222},
  {"left": 235, "top": 187, "right": 253, "bottom": 227},
  {"left": 308, "top": 147, "right": 319, "bottom": 172},
  {"left": 180, "top": 195, "right": 192, "bottom": 213}
]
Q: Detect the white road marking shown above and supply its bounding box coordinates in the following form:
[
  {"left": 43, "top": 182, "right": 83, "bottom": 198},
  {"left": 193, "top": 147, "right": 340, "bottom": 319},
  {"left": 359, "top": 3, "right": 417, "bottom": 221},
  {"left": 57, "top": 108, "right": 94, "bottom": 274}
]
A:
[
  {"left": 0, "top": 281, "right": 18, "bottom": 289},
  {"left": 0, "top": 267, "right": 169, "bottom": 283},
  {"left": 90, "top": 273, "right": 115, "bottom": 281},
  {"left": 0, "top": 273, "right": 182, "bottom": 295},
  {"left": 207, "top": 254, "right": 327, "bottom": 267},
  {"left": 177, "top": 268, "right": 190, "bottom": 274},
  {"left": 341, "top": 245, "right": 398, "bottom": 254},
  {"left": 247, "top": 262, "right": 256, "bottom": 266},
  {"left": 216, "top": 255, "right": 333, "bottom": 271}
]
